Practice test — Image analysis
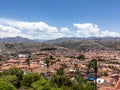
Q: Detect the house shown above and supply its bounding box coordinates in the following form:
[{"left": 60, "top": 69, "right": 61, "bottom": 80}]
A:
[
  {"left": 18, "top": 54, "right": 28, "bottom": 58},
  {"left": 97, "top": 78, "right": 107, "bottom": 85}
]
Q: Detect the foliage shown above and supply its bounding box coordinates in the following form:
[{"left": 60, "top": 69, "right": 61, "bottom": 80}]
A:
[
  {"left": 103, "top": 71, "right": 108, "bottom": 76},
  {"left": 77, "top": 54, "right": 85, "bottom": 60},
  {"left": 26, "top": 54, "right": 31, "bottom": 69},
  {"left": 56, "top": 39, "right": 120, "bottom": 50},
  {"left": 3, "top": 67, "right": 24, "bottom": 81},
  {"left": 0, "top": 81, "right": 16, "bottom": 90},
  {"left": 0, "top": 67, "right": 95, "bottom": 90},
  {"left": 44, "top": 57, "right": 50, "bottom": 69},
  {"left": 51, "top": 75, "right": 73, "bottom": 88},
  {"left": 88, "top": 58, "right": 97, "bottom": 73},
  {"left": 56, "top": 67, "right": 65, "bottom": 76},
  {"left": 5, "top": 43, "right": 15, "bottom": 49},
  {"left": 21, "top": 72, "right": 41, "bottom": 87},
  {"left": 2, "top": 67, "right": 24, "bottom": 88},
  {"left": 31, "top": 79, "right": 51, "bottom": 90},
  {"left": 73, "top": 76, "right": 95, "bottom": 90},
  {"left": 41, "top": 47, "right": 57, "bottom": 51},
  {"left": 51, "top": 68, "right": 73, "bottom": 88},
  {"left": 0, "top": 55, "right": 4, "bottom": 61},
  {"left": 18, "top": 86, "right": 34, "bottom": 90},
  {"left": 49, "top": 55, "right": 55, "bottom": 60},
  {"left": 0, "top": 75, "right": 18, "bottom": 88}
]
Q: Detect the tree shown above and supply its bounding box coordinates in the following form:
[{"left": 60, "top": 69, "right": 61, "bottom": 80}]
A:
[
  {"left": 49, "top": 55, "right": 54, "bottom": 60},
  {"left": 0, "top": 75, "right": 18, "bottom": 88},
  {"left": 21, "top": 72, "right": 41, "bottom": 87},
  {"left": 26, "top": 54, "right": 31, "bottom": 70},
  {"left": 56, "top": 67, "right": 64, "bottom": 76},
  {"left": 51, "top": 74, "right": 72, "bottom": 88},
  {"left": 2, "top": 67, "right": 24, "bottom": 88},
  {"left": 88, "top": 59, "right": 97, "bottom": 72},
  {"left": 31, "top": 79, "right": 51, "bottom": 90},
  {"left": 0, "top": 55, "right": 3, "bottom": 61},
  {"left": 44, "top": 57, "right": 50, "bottom": 73},
  {"left": 0, "top": 55, "right": 5, "bottom": 64},
  {"left": 87, "top": 58, "right": 97, "bottom": 90},
  {"left": 50, "top": 67, "right": 73, "bottom": 88},
  {"left": 77, "top": 54, "right": 85, "bottom": 60},
  {"left": 0, "top": 81, "right": 16, "bottom": 90},
  {"left": 73, "top": 75, "right": 95, "bottom": 90},
  {"left": 3, "top": 67, "right": 23, "bottom": 81}
]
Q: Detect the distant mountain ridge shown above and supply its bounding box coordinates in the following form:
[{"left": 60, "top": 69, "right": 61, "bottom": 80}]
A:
[
  {"left": 0, "top": 36, "right": 120, "bottom": 43},
  {"left": 45, "top": 37, "right": 120, "bottom": 43},
  {"left": 0, "top": 36, "right": 120, "bottom": 52},
  {"left": 0, "top": 36, "right": 34, "bottom": 42}
]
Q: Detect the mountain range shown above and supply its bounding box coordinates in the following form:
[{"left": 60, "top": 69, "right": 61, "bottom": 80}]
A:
[
  {"left": 0, "top": 36, "right": 33, "bottom": 43},
  {"left": 0, "top": 36, "right": 120, "bottom": 54},
  {"left": 0, "top": 36, "right": 120, "bottom": 43}
]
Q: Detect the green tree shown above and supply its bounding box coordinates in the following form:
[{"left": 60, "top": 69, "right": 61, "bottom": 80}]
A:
[
  {"left": 0, "top": 75, "right": 18, "bottom": 88},
  {"left": 21, "top": 72, "right": 41, "bottom": 87},
  {"left": 51, "top": 75, "right": 72, "bottom": 88},
  {"left": 87, "top": 58, "right": 97, "bottom": 90},
  {"left": 32, "top": 78, "right": 63, "bottom": 90},
  {"left": 56, "top": 67, "right": 64, "bottom": 76},
  {"left": 26, "top": 54, "right": 31, "bottom": 70},
  {"left": 31, "top": 79, "right": 51, "bottom": 90},
  {"left": 3, "top": 67, "right": 23, "bottom": 81},
  {"left": 73, "top": 75, "right": 95, "bottom": 90},
  {"left": 0, "top": 81, "right": 16, "bottom": 90},
  {"left": 2, "top": 67, "right": 23, "bottom": 88},
  {"left": 73, "top": 82, "right": 94, "bottom": 90},
  {"left": 0, "top": 55, "right": 5, "bottom": 64},
  {"left": 44, "top": 57, "right": 50, "bottom": 73},
  {"left": 77, "top": 54, "right": 85, "bottom": 60},
  {"left": 50, "top": 68, "right": 72, "bottom": 88}
]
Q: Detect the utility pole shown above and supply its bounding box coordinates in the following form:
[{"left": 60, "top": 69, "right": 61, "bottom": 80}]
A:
[
  {"left": 94, "top": 59, "right": 97, "bottom": 90},
  {"left": 88, "top": 58, "right": 98, "bottom": 90}
]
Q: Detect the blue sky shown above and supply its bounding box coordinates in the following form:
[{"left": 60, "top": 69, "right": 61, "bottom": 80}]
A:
[{"left": 0, "top": 0, "right": 120, "bottom": 39}]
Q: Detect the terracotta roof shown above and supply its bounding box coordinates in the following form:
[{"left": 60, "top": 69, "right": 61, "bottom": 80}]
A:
[
  {"left": 6, "top": 59, "right": 19, "bottom": 63},
  {"left": 30, "top": 63, "right": 40, "bottom": 69},
  {"left": 116, "top": 79, "right": 120, "bottom": 89}
]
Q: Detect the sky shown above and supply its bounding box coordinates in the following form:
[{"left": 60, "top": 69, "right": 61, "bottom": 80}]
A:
[{"left": 0, "top": 0, "right": 120, "bottom": 40}]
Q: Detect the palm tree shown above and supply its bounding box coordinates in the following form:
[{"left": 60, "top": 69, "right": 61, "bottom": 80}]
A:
[
  {"left": 26, "top": 54, "right": 31, "bottom": 70},
  {"left": 44, "top": 57, "right": 50, "bottom": 73},
  {"left": 87, "top": 58, "right": 97, "bottom": 90},
  {"left": 88, "top": 59, "right": 97, "bottom": 70}
]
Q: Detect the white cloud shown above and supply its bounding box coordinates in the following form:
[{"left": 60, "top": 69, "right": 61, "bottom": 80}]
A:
[
  {"left": 0, "top": 18, "right": 119, "bottom": 39},
  {"left": 73, "top": 23, "right": 100, "bottom": 37},
  {"left": 0, "top": 25, "right": 21, "bottom": 33},
  {"left": 0, "top": 18, "right": 58, "bottom": 33},
  {"left": 73, "top": 23, "right": 120, "bottom": 37},
  {"left": 0, "top": 25, "right": 22, "bottom": 38},
  {"left": 101, "top": 30, "right": 120, "bottom": 37},
  {"left": 61, "top": 27, "right": 70, "bottom": 33},
  {"left": 0, "top": 18, "right": 59, "bottom": 39}
]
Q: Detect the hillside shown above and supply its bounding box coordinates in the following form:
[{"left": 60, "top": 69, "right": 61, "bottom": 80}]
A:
[
  {"left": 0, "top": 42, "right": 58, "bottom": 55},
  {"left": 0, "top": 36, "right": 120, "bottom": 54},
  {"left": 46, "top": 37, "right": 120, "bottom": 43},
  {"left": 45, "top": 37, "right": 120, "bottom": 50},
  {"left": 0, "top": 36, "right": 34, "bottom": 43},
  {"left": 55, "top": 39, "right": 120, "bottom": 50}
]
